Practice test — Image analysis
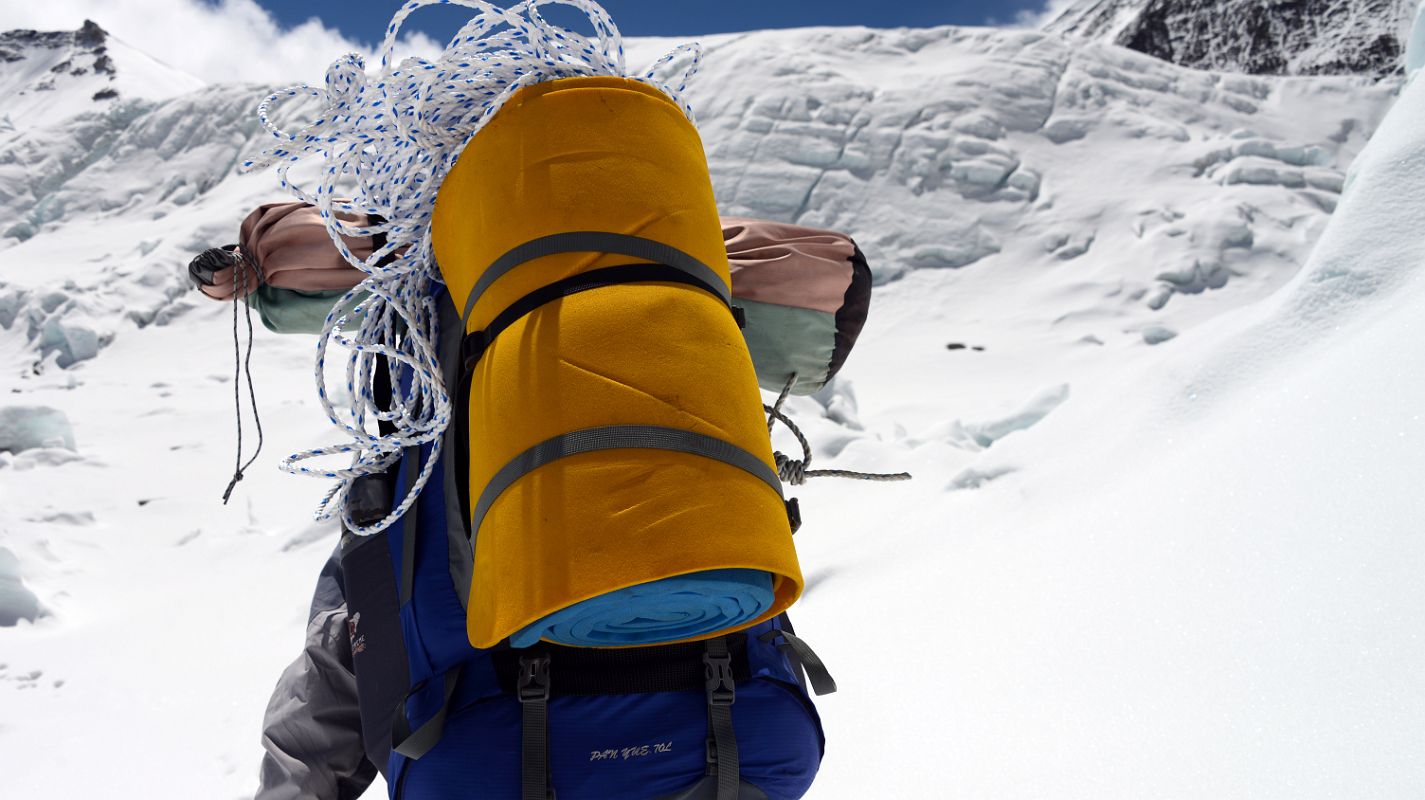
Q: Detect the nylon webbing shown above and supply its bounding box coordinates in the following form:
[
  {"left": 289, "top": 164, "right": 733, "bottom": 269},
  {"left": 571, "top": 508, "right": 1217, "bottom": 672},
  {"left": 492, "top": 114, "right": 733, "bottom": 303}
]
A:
[
  {"left": 703, "top": 637, "right": 739, "bottom": 800},
  {"left": 391, "top": 666, "right": 463, "bottom": 759},
  {"left": 399, "top": 444, "right": 421, "bottom": 605},
  {"left": 491, "top": 637, "right": 747, "bottom": 696},
  {"left": 461, "top": 262, "right": 735, "bottom": 372},
  {"left": 760, "top": 628, "right": 837, "bottom": 696},
  {"left": 518, "top": 654, "right": 553, "bottom": 800},
  {"left": 471, "top": 426, "right": 784, "bottom": 540},
  {"left": 463, "top": 232, "right": 731, "bottom": 323}
]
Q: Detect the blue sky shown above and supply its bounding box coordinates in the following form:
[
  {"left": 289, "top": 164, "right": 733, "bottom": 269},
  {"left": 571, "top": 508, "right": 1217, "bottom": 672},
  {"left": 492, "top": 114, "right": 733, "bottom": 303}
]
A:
[{"left": 252, "top": 1, "right": 1058, "bottom": 44}]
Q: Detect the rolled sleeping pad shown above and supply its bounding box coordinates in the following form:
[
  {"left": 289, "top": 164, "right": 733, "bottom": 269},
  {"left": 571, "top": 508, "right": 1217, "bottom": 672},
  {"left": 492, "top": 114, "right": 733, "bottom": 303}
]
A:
[
  {"left": 431, "top": 76, "right": 803, "bottom": 650},
  {"left": 509, "top": 569, "right": 775, "bottom": 648}
]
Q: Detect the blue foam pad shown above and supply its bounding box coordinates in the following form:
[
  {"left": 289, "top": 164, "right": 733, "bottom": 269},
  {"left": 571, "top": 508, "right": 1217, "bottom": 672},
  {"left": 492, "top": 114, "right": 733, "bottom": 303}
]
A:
[{"left": 510, "top": 569, "right": 775, "bottom": 648}]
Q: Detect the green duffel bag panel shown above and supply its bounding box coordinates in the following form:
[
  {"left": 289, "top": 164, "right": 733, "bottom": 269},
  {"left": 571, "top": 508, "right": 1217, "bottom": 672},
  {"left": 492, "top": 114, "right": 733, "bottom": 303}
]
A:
[
  {"left": 249, "top": 286, "right": 364, "bottom": 335},
  {"left": 738, "top": 298, "right": 839, "bottom": 395}
]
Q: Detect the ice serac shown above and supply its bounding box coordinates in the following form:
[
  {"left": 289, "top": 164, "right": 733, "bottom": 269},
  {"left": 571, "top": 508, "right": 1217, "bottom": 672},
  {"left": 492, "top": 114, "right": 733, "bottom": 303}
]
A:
[
  {"left": 646, "top": 24, "right": 1396, "bottom": 322},
  {"left": 1046, "top": 0, "right": 1415, "bottom": 78},
  {"left": 0, "top": 405, "right": 75, "bottom": 453},
  {"left": 0, "top": 546, "right": 42, "bottom": 626}
]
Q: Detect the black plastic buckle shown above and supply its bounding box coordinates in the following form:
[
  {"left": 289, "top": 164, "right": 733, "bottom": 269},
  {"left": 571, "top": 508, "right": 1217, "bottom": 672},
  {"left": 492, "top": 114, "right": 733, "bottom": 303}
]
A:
[
  {"left": 516, "top": 654, "right": 551, "bottom": 703},
  {"left": 731, "top": 305, "right": 747, "bottom": 329},
  {"left": 785, "top": 497, "right": 802, "bottom": 534},
  {"left": 703, "top": 651, "right": 735, "bottom": 706}
]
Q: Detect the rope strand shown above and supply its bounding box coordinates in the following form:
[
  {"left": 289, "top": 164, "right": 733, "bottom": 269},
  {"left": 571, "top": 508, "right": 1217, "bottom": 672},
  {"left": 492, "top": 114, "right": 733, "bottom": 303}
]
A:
[
  {"left": 222, "top": 250, "right": 265, "bottom": 503},
  {"left": 765, "top": 374, "right": 912, "bottom": 487}
]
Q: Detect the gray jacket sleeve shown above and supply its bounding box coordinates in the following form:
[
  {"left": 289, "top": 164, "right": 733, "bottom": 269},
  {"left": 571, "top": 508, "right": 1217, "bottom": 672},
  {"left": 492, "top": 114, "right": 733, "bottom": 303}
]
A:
[{"left": 256, "top": 550, "right": 378, "bottom": 800}]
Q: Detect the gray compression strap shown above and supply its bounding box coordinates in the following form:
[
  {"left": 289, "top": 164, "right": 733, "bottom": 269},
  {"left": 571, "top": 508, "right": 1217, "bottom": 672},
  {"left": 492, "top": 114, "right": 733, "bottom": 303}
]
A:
[
  {"left": 518, "top": 655, "right": 552, "bottom": 800},
  {"left": 704, "top": 637, "right": 739, "bottom": 800},
  {"left": 776, "top": 631, "right": 837, "bottom": 696},
  {"left": 437, "top": 289, "right": 474, "bottom": 611},
  {"left": 471, "top": 426, "right": 784, "bottom": 539},
  {"left": 391, "top": 666, "right": 463, "bottom": 759},
  {"left": 462, "top": 232, "right": 731, "bottom": 322},
  {"left": 399, "top": 445, "right": 422, "bottom": 605}
]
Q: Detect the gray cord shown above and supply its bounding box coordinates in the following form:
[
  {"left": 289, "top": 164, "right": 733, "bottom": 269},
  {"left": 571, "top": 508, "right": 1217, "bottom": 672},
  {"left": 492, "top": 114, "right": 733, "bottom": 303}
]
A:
[
  {"left": 768, "top": 373, "right": 797, "bottom": 433},
  {"left": 222, "top": 249, "right": 265, "bottom": 504},
  {"left": 764, "top": 373, "right": 911, "bottom": 486}
]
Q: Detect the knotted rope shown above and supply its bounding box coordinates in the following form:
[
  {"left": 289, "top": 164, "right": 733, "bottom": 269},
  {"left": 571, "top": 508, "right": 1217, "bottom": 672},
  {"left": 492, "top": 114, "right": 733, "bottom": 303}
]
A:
[{"left": 765, "top": 374, "right": 912, "bottom": 487}]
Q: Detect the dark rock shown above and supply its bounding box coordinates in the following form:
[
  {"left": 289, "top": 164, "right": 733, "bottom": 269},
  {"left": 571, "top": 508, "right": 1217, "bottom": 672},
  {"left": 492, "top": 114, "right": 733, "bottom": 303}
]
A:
[
  {"left": 75, "top": 20, "right": 108, "bottom": 49},
  {"left": 1048, "top": 0, "right": 1409, "bottom": 78}
]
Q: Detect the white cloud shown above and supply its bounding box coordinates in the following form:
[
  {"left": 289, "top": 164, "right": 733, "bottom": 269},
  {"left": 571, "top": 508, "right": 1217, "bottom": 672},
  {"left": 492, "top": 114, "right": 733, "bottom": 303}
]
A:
[
  {"left": 1012, "top": 0, "right": 1080, "bottom": 29},
  {"left": 0, "top": 0, "right": 443, "bottom": 85}
]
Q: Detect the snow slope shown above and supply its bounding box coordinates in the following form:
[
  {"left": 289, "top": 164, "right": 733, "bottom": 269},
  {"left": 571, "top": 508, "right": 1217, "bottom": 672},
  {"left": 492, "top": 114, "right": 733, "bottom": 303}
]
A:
[
  {"left": 0, "top": 20, "right": 205, "bottom": 133},
  {"left": 1, "top": 15, "right": 1422, "bottom": 800},
  {"left": 787, "top": 66, "right": 1425, "bottom": 797}
]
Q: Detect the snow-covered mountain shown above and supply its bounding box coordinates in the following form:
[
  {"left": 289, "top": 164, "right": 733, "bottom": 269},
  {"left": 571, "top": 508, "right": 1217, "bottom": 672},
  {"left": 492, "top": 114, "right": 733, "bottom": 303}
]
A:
[
  {"left": 0, "top": 20, "right": 204, "bottom": 132},
  {"left": 3, "top": 10, "right": 1423, "bottom": 800},
  {"left": 1047, "top": 0, "right": 1415, "bottom": 77}
]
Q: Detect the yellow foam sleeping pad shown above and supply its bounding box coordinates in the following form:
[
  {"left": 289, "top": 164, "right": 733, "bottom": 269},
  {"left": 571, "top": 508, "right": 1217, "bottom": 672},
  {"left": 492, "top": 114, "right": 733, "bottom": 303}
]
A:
[{"left": 431, "top": 76, "right": 803, "bottom": 650}]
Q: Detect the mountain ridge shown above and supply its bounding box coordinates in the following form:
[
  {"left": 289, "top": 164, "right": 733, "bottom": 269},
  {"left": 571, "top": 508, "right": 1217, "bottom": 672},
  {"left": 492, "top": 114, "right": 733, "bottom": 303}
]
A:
[
  {"left": 1046, "top": 0, "right": 1414, "bottom": 77},
  {"left": 0, "top": 19, "right": 205, "bottom": 133}
]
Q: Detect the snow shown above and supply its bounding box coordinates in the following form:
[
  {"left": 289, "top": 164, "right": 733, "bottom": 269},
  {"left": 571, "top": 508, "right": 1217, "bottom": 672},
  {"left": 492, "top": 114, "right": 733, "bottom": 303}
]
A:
[
  {"left": 2, "top": 13, "right": 1424, "bottom": 800},
  {"left": 785, "top": 65, "right": 1425, "bottom": 797}
]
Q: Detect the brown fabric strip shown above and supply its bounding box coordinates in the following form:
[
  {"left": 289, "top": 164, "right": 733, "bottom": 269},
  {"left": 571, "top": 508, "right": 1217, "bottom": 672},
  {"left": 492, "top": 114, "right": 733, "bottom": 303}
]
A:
[
  {"left": 199, "top": 202, "right": 375, "bottom": 300},
  {"left": 722, "top": 216, "right": 856, "bottom": 315}
]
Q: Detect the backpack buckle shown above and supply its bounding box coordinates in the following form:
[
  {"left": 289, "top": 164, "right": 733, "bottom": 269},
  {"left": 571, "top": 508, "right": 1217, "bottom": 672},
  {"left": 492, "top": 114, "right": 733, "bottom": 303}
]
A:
[
  {"left": 517, "top": 654, "right": 551, "bottom": 703},
  {"left": 703, "top": 651, "right": 735, "bottom": 706}
]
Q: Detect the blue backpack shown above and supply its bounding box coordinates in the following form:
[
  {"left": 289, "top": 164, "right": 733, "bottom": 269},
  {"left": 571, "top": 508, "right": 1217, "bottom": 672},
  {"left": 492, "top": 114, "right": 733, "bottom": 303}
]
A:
[{"left": 338, "top": 291, "right": 835, "bottom": 800}]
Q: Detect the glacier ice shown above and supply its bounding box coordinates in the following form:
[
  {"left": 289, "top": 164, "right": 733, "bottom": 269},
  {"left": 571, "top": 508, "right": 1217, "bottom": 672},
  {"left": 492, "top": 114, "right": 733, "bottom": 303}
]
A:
[
  {"left": 1410, "top": 1, "right": 1425, "bottom": 73},
  {"left": 0, "top": 547, "right": 41, "bottom": 626},
  {"left": 0, "top": 406, "right": 76, "bottom": 454}
]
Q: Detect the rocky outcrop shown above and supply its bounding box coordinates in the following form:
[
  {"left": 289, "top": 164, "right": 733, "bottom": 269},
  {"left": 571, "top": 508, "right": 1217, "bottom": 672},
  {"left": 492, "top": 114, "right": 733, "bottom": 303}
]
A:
[
  {"left": 1046, "top": 0, "right": 1412, "bottom": 78},
  {"left": 0, "top": 19, "right": 111, "bottom": 70}
]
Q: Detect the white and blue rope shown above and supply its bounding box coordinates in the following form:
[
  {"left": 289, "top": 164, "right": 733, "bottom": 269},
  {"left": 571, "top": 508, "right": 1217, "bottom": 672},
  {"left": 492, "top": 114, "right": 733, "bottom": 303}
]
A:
[{"left": 241, "top": 0, "right": 702, "bottom": 534}]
